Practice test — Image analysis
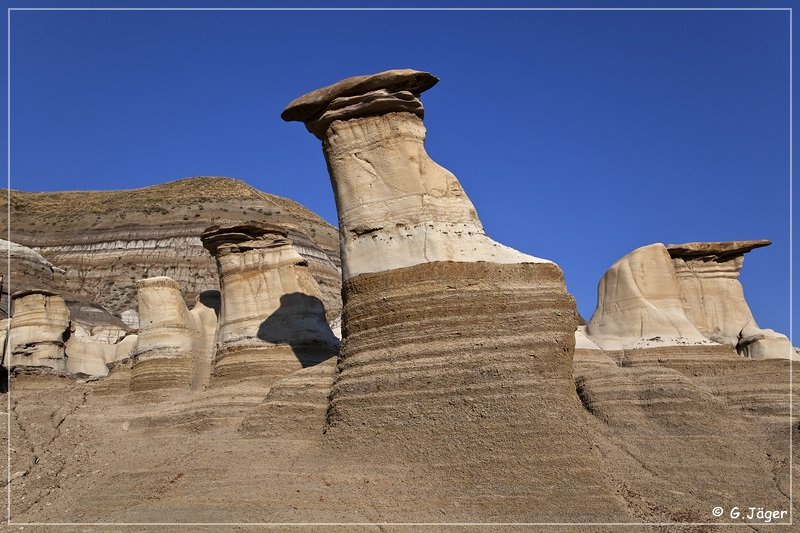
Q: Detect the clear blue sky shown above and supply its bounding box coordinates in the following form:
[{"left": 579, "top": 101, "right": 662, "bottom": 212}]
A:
[{"left": 2, "top": 1, "right": 796, "bottom": 342}]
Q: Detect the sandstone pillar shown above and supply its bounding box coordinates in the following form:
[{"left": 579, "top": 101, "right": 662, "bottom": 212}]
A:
[
  {"left": 201, "top": 223, "right": 339, "bottom": 387},
  {"left": 130, "top": 277, "right": 194, "bottom": 390},
  {"left": 282, "top": 70, "right": 625, "bottom": 519},
  {"left": 667, "top": 240, "right": 794, "bottom": 359},
  {"left": 6, "top": 290, "right": 70, "bottom": 373}
]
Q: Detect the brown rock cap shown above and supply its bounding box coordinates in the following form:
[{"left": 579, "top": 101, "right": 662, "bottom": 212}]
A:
[
  {"left": 281, "top": 69, "right": 439, "bottom": 123},
  {"left": 201, "top": 222, "right": 288, "bottom": 255},
  {"left": 666, "top": 240, "right": 771, "bottom": 261}
]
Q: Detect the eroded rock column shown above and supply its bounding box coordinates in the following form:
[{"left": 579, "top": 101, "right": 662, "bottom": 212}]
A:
[
  {"left": 283, "top": 70, "right": 625, "bottom": 520},
  {"left": 201, "top": 223, "right": 339, "bottom": 387},
  {"left": 130, "top": 277, "right": 194, "bottom": 390},
  {"left": 282, "top": 69, "right": 549, "bottom": 280},
  {"left": 585, "top": 240, "right": 794, "bottom": 360},
  {"left": 7, "top": 290, "right": 70, "bottom": 373},
  {"left": 667, "top": 240, "right": 794, "bottom": 359}
]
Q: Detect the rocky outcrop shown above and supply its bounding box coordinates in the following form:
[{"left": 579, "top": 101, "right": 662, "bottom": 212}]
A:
[
  {"left": 283, "top": 70, "right": 626, "bottom": 518},
  {"left": 586, "top": 241, "right": 794, "bottom": 359},
  {"left": 130, "top": 277, "right": 197, "bottom": 390},
  {"left": 201, "top": 223, "right": 339, "bottom": 387},
  {"left": 283, "top": 70, "right": 549, "bottom": 280},
  {"left": 2, "top": 177, "right": 342, "bottom": 321},
  {"left": 667, "top": 240, "right": 793, "bottom": 359},
  {"left": 0, "top": 239, "right": 65, "bottom": 318},
  {"left": 7, "top": 290, "right": 71, "bottom": 373},
  {"left": 585, "top": 243, "right": 712, "bottom": 350},
  {"left": 238, "top": 358, "right": 337, "bottom": 440}
]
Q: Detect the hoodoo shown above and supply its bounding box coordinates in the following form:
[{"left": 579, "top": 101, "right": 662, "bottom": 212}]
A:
[
  {"left": 586, "top": 240, "right": 794, "bottom": 359},
  {"left": 130, "top": 277, "right": 196, "bottom": 391},
  {"left": 201, "top": 223, "right": 339, "bottom": 387},
  {"left": 7, "top": 290, "right": 71, "bottom": 373},
  {"left": 283, "top": 69, "right": 625, "bottom": 520}
]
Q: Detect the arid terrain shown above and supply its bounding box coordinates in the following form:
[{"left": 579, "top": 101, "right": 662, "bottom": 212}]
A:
[{"left": 2, "top": 69, "right": 797, "bottom": 531}]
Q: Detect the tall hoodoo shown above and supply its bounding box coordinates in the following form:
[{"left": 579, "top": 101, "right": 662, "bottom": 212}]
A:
[
  {"left": 283, "top": 70, "right": 624, "bottom": 519},
  {"left": 282, "top": 69, "right": 549, "bottom": 280},
  {"left": 201, "top": 223, "right": 339, "bottom": 387}
]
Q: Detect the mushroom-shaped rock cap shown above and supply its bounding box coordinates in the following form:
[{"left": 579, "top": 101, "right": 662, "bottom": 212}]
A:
[
  {"left": 200, "top": 222, "right": 288, "bottom": 255},
  {"left": 281, "top": 69, "right": 439, "bottom": 123},
  {"left": 11, "top": 288, "right": 60, "bottom": 299},
  {"left": 666, "top": 240, "right": 771, "bottom": 262}
]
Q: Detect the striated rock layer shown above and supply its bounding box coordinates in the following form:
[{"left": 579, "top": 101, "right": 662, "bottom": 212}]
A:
[
  {"left": 2, "top": 177, "right": 342, "bottom": 320},
  {"left": 285, "top": 70, "right": 626, "bottom": 519},
  {"left": 129, "top": 277, "right": 217, "bottom": 391},
  {"left": 0, "top": 239, "right": 65, "bottom": 318},
  {"left": 327, "top": 262, "right": 629, "bottom": 520},
  {"left": 201, "top": 223, "right": 339, "bottom": 387}
]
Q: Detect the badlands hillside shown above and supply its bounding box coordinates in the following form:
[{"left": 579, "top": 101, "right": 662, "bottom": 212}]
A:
[
  {"left": 1, "top": 69, "right": 798, "bottom": 531},
  {"left": 1, "top": 177, "right": 342, "bottom": 320}
]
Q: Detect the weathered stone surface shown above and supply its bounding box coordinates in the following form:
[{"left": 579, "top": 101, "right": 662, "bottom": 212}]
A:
[
  {"left": 130, "top": 277, "right": 194, "bottom": 390},
  {"left": 667, "top": 240, "right": 793, "bottom": 359},
  {"left": 284, "top": 71, "right": 549, "bottom": 279},
  {"left": 586, "top": 241, "right": 794, "bottom": 359},
  {"left": 201, "top": 223, "right": 339, "bottom": 387},
  {"left": 7, "top": 290, "right": 71, "bottom": 373},
  {"left": 325, "top": 262, "right": 626, "bottom": 519},
  {"left": 2, "top": 177, "right": 342, "bottom": 321},
  {"left": 0, "top": 239, "right": 65, "bottom": 318},
  {"left": 65, "top": 335, "right": 137, "bottom": 377},
  {"left": 281, "top": 68, "right": 438, "bottom": 124},
  {"left": 585, "top": 243, "right": 713, "bottom": 350},
  {"left": 238, "top": 357, "right": 337, "bottom": 440},
  {"left": 284, "top": 71, "right": 625, "bottom": 517}
]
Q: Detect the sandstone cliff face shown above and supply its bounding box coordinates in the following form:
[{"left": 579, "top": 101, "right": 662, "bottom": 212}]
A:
[
  {"left": 586, "top": 241, "right": 794, "bottom": 359},
  {"left": 283, "top": 69, "right": 627, "bottom": 519},
  {"left": 2, "top": 177, "right": 342, "bottom": 321},
  {"left": 586, "top": 243, "right": 712, "bottom": 350},
  {"left": 201, "top": 223, "right": 339, "bottom": 387}
]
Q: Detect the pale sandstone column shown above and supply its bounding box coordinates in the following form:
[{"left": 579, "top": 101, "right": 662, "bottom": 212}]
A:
[
  {"left": 282, "top": 70, "right": 625, "bottom": 519},
  {"left": 201, "top": 223, "right": 339, "bottom": 387},
  {"left": 130, "top": 277, "right": 194, "bottom": 390},
  {"left": 282, "top": 69, "right": 549, "bottom": 280},
  {"left": 6, "top": 290, "right": 70, "bottom": 373},
  {"left": 667, "top": 240, "right": 794, "bottom": 359},
  {"left": 585, "top": 243, "right": 713, "bottom": 350}
]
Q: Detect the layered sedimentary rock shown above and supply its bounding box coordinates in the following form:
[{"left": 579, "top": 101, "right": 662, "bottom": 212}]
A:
[
  {"left": 238, "top": 358, "right": 337, "bottom": 440},
  {"left": 283, "top": 70, "right": 548, "bottom": 280},
  {"left": 283, "top": 70, "right": 626, "bottom": 519},
  {"left": 201, "top": 223, "right": 339, "bottom": 387},
  {"left": 0, "top": 239, "right": 65, "bottom": 318},
  {"left": 130, "top": 277, "right": 195, "bottom": 390},
  {"left": 2, "top": 177, "right": 342, "bottom": 320},
  {"left": 586, "top": 241, "right": 794, "bottom": 359},
  {"left": 7, "top": 290, "right": 71, "bottom": 373},
  {"left": 64, "top": 300, "right": 137, "bottom": 376}
]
